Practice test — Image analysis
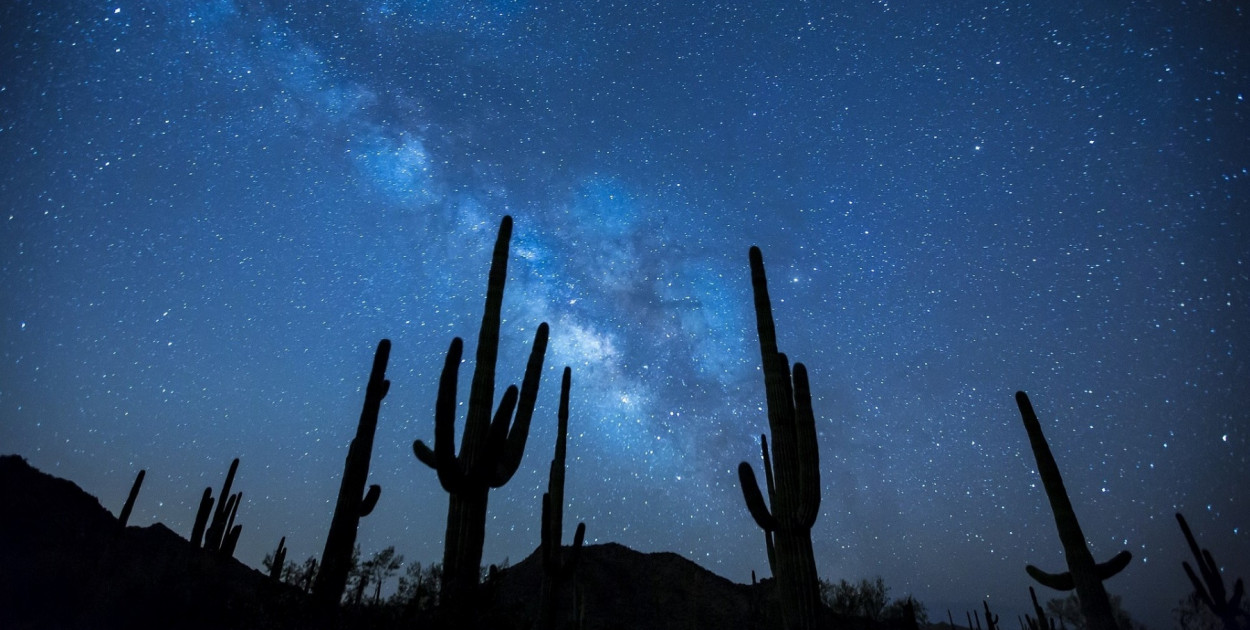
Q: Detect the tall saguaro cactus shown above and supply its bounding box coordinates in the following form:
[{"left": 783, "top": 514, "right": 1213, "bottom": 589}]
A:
[
  {"left": 539, "top": 367, "right": 587, "bottom": 630},
  {"left": 1015, "top": 391, "right": 1131, "bottom": 630},
  {"left": 413, "top": 215, "right": 549, "bottom": 610},
  {"left": 313, "top": 339, "right": 390, "bottom": 609},
  {"left": 736, "top": 246, "right": 822, "bottom": 630}
]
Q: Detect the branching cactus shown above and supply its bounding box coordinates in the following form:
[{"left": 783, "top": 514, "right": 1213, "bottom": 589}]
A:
[
  {"left": 118, "top": 468, "right": 145, "bottom": 527},
  {"left": 413, "top": 215, "right": 549, "bottom": 610},
  {"left": 191, "top": 458, "right": 244, "bottom": 557},
  {"left": 313, "top": 339, "right": 391, "bottom": 609},
  {"left": 190, "top": 487, "right": 213, "bottom": 546},
  {"left": 1015, "top": 391, "right": 1131, "bottom": 630},
  {"left": 203, "top": 458, "right": 240, "bottom": 551},
  {"left": 736, "top": 246, "right": 822, "bottom": 630},
  {"left": 270, "top": 536, "right": 288, "bottom": 582},
  {"left": 539, "top": 367, "right": 587, "bottom": 630},
  {"left": 1176, "top": 512, "right": 1248, "bottom": 630},
  {"left": 1024, "top": 586, "right": 1057, "bottom": 630},
  {"left": 982, "top": 601, "right": 999, "bottom": 630}
]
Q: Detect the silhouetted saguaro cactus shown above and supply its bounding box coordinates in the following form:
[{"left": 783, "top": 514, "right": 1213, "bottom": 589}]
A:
[
  {"left": 736, "top": 246, "right": 821, "bottom": 630},
  {"left": 118, "top": 469, "right": 144, "bottom": 527},
  {"left": 539, "top": 367, "right": 587, "bottom": 630},
  {"left": 1177, "top": 512, "right": 1248, "bottom": 630},
  {"left": 982, "top": 601, "right": 1000, "bottom": 630},
  {"left": 204, "top": 458, "right": 241, "bottom": 553},
  {"left": 1015, "top": 391, "right": 1131, "bottom": 630},
  {"left": 1024, "top": 586, "right": 1057, "bottom": 630},
  {"left": 190, "top": 487, "right": 213, "bottom": 546},
  {"left": 190, "top": 458, "right": 243, "bottom": 557},
  {"left": 413, "top": 215, "right": 549, "bottom": 611},
  {"left": 313, "top": 339, "right": 390, "bottom": 609},
  {"left": 270, "top": 536, "right": 288, "bottom": 582}
]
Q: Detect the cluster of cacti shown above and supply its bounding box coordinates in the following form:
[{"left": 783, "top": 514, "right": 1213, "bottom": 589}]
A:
[
  {"left": 1177, "top": 512, "right": 1248, "bottom": 630},
  {"left": 95, "top": 218, "right": 1244, "bottom": 630},
  {"left": 312, "top": 339, "right": 389, "bottom": 610},
  {"left": 1023, "top": 586, "right": 1059, "bottom": 630},
  {"left": 118, "top": 468, "right": 145, "bottom": 527},
  {"left": 981, "top": 601, "right": 999, "bottom": 630},
  {"left": 1014, "top": 392, "right": 1131, "bottom": 630},
  {"left": 959, "top": 602, "right": 999, "bottom": 630},
  {"left": 539, "top": 367, "right": 587, "bottom": 630},
  {"left": 412, "top": 215, "right": 550, "bottom": 610},
  {"left": 191, "top": 457, "right": 244, "bottom": 557},
  {"left": 736, "top": 246, "right": 822, "bottom": 630},
  {"left": 269, "top": 536, "right": 288, "bottom": 581}
]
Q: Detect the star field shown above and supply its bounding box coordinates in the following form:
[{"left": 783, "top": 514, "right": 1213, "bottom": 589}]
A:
[{"left": 1, "top": 0, "right": 1246, "bottom": 623}]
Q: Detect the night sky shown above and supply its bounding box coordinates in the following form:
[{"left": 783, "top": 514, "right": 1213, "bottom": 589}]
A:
[{"left": 2, "top": 0, "right": 1247, "bottom": 623}]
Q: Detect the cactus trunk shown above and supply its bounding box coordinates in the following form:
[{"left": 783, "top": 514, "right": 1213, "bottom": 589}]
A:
[{"left": 313, "top": 339, "right": 391, "bottom": 610}]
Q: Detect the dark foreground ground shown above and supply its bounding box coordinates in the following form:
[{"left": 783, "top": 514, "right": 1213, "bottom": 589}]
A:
[{"left": 0, "top": 454, "right": 912, "bottom": 629}]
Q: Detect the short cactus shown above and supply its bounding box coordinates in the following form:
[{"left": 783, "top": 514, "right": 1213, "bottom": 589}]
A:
[{"left": 118, "top": 468, "right": 145, "bottom": 527}]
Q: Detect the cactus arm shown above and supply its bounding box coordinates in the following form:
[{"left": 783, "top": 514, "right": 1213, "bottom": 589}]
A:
[
  {"left": 791, "top": 363, "right": 820, "bottom": 526},
  {"left": 490, "top": 323, "right": 550, "bottom": 486},
  {"left": 413, "top": 441, "right": 436, "bottom": 468},
  {"left": 1025, "top": 565, "right": 1075, "bottom": 591},
  {"left": 738, "top": 463, "right": 779, "bottom": 531},
  {"left": 222, "top": 524, "right": 242, "bottom": 557},
  {"left": 760, "top": 435, "right": 777, "bottom": 509},
  {"left": 190, "top": 487, "right": 213, "bottom": 546},
  {"left": 360, "top": 484, "right": 381, "bottom": 516},
  {"left": 1098, "top": 551, "right": 1132, "bottom": 579},
  {"left": 414, "top": 337, "right": 469, "bottom": 493},
  {"left": 759, "top": 434, "right": 778, "bottom": 574}
]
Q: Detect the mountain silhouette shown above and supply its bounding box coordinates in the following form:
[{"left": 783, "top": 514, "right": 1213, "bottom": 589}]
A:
[{"left": 0, "top": 454, "right": 894, "bottom": 629}]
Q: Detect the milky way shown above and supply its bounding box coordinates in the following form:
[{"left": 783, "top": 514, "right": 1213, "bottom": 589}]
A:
[{"left": 2, "top": 1, "right": 1246, "bottom": 622}]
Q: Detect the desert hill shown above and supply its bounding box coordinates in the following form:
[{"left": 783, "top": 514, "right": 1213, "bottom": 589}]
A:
[{"left": 0, "top": 454, "right": 891, "bottom": 629}]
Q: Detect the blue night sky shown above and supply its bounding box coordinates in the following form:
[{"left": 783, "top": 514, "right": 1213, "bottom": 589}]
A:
[{"left": 1, "top": 0, "right": 1246, "bottom": 623}]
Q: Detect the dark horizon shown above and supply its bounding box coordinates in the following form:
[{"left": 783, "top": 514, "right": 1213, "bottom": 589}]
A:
[{"left": 2, "top": 0, "right": 1246, "bottom": 625}]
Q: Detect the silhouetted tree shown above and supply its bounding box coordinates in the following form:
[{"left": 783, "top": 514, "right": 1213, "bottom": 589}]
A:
[
  {"left": 1176, "top": 591, "right": 1250, "bottom": 630},
  {"left": 818, "top": 576, "right": 926, "bottom": 625},
  {"left": 392, "top": 562, "right": 443, "bottom": 612},
  {"left": 1044, "top": 593, "right": 1147, "bottom": 630}
]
